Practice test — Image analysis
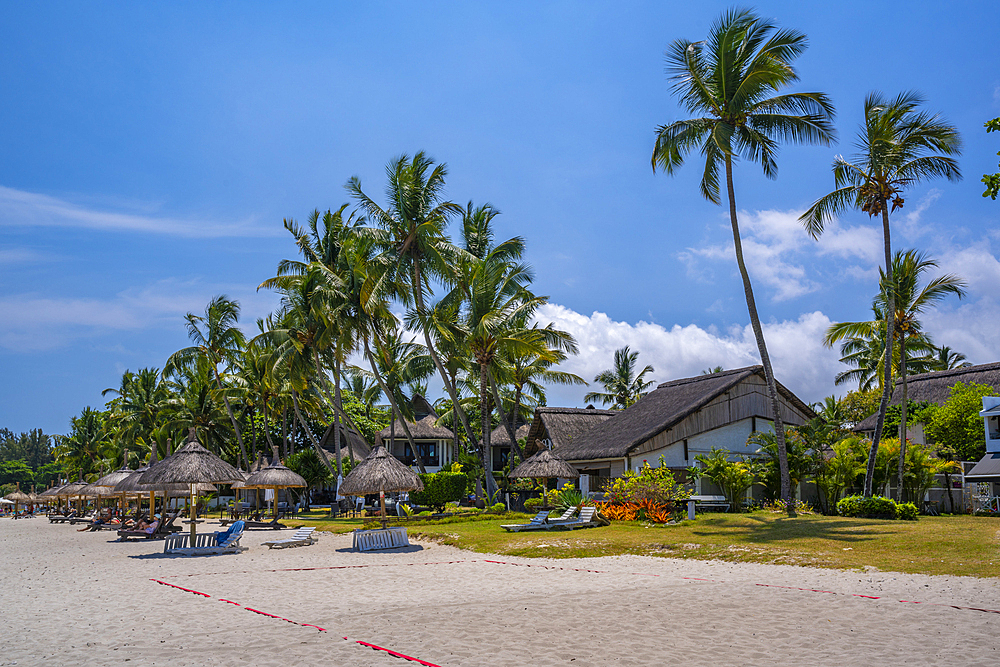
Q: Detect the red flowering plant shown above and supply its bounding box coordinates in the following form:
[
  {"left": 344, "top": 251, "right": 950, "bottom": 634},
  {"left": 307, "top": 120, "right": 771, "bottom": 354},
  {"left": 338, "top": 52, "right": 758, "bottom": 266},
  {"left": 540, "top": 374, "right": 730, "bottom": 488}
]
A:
[{"left": 599, "top": 457, "right": 691, "bottom": 523}]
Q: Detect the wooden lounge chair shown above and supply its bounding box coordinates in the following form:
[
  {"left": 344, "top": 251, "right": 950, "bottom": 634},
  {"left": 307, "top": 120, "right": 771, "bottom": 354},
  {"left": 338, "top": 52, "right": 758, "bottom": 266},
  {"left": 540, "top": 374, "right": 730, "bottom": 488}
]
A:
[
  {"left": 49, "top": 511, "right": 79, "bottom": 523},
  {"left": 262, "top": 527, "right": 317, "bottom": 549},
  {"left": 117, "top": 511, "right": 180, "bottom": 541},
  {"left": 501, "top": 511, "right": 553, "bottom": 532},
  {"left": 557, "top": 506, "right": 598, "bottom": 530},
  {"left": 163, "top": 520, "right": 246, "bottom": 555},
  {"left": 242, "top": 513, "right": 287, "bottom": 530}
]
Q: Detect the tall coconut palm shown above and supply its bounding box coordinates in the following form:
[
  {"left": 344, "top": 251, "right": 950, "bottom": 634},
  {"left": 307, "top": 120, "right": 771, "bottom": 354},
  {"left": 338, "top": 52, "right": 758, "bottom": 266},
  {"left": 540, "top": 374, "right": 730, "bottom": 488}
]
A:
[
  {"left": 55, "top": 407, "right": 112, "bottom": 479},
  {"left": 102, "top": 367, "right": 168, "bottom": 465},
  {"left": 584, "top": 346, "right": 655, "bottom": 409},
  {"left": 348, "top": 153, "right": 483, "bottom": 461},
  {"left": 651, "top": 8, "right": 835, "bottom": 508},
  {"left": 801, "top": 92, "right": 961, "bottom": 496},
  {"left": 370, "top": 329, "right": 435, "bottom": 463},
  {"left": 501, "top": 324, "right": 586, "bottom": 429},
  {"left": 882, "top": 250, "right": 965, "bottom": 499},
  {"left": 165, "top": 296, "right": 251, "bottom": 471}
]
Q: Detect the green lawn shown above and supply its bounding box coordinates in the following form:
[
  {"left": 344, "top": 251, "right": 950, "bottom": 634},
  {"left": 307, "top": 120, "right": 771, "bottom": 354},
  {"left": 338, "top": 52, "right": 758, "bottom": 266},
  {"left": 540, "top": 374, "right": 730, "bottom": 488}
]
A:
[{"left": 289, "top": 511, "right": 1000, "bottom": 578}]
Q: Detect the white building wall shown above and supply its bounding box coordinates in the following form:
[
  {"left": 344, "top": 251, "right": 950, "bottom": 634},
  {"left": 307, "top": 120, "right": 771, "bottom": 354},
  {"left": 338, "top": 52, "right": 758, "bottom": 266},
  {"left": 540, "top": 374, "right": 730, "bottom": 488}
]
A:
[{"left": 633, "top": 418, "right": 768, "bottom": 471}]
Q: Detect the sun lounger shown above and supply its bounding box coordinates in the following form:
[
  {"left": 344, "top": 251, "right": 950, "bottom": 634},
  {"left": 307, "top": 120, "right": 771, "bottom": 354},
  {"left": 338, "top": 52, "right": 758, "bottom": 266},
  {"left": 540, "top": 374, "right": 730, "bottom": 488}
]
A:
[
  {"left": 222, "top": 512, "right": 285, "bottom": 530},
  {"left": 163, "top": 520, "right": 246, "bottom": 555},
  {"left": 501, "top": 511, "right": 554, "bottom": 532},
  {"left": 68, "top": 513, "right": 97, "bottom": 525},
  {"left": 49, "top": 511, "right": 79, "bottom": 523},
  {"left": 117, "top": 511, "right": 180, "bottom": 541},
  {"left": 262, "top": 527, "right": 317, "bottom": 549},
  {"left": 556, "top": 506, "right": 599, "bottom": 530}
]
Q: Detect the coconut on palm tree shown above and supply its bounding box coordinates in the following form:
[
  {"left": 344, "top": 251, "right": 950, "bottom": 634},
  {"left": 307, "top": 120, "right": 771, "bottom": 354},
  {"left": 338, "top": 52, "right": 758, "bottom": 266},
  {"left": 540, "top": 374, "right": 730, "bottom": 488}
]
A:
[
  {"left": 584, "top": 346, "right": 654, "bottom": 409},
  {"left": 801, "top": 92, "right": 961, "bottom": 496},
  {"left": 651, "top": 8, "right": 836, "bottom": 509}
]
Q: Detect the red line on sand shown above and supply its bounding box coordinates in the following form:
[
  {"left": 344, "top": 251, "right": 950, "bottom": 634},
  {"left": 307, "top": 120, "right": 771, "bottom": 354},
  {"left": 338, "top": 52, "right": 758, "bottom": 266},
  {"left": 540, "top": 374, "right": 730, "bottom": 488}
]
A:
[
  {"left": 151, "top": 579, "right": 447, "bottom": 664},
  {"left": 479, "top": 560, "right": 1000, "bottom": 616},
  {"left": 165, "top": 560, "right": 470, "bottom": 578}
]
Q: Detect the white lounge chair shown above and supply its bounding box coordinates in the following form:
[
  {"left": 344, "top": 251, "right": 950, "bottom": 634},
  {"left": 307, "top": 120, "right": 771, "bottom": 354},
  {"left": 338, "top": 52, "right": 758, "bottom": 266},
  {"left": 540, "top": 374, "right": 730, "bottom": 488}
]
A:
[
  {"left": 501, "top": 511, "right": 552, "bottom": 532},
  {"left": 262, "top": 527, "right": 317, "bottom": 550},
  {"left": 555, "top": 506, "right": 598, "bottom": 530}
]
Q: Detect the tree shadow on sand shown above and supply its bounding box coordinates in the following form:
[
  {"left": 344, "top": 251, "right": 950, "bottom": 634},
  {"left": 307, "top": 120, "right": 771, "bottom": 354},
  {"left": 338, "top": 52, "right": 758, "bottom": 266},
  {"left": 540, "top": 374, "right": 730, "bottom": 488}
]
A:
[{"left": 689, "top": 515, "right": 898, "bottom": 545}]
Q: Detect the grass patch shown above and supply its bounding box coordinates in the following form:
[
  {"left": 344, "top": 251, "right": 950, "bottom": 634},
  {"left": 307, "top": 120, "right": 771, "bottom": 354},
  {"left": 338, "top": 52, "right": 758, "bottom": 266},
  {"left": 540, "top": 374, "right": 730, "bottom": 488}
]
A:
[{"left": 295, "top": 511, "right": 1000, "bottom": 578}]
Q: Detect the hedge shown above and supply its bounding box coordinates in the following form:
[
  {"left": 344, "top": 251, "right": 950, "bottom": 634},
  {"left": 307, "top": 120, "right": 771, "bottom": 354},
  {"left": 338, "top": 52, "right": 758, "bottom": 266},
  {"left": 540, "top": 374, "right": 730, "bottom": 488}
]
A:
[{"left": 836, "top": 494, "right": 918, "bottom": 520}]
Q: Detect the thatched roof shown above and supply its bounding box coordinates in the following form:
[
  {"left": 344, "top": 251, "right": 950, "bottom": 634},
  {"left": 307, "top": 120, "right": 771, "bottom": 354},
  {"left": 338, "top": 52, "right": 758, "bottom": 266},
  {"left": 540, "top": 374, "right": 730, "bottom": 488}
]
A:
[
  {"left": 854, "top": 362, "right": 1000, "bottom": 432},
  {"left": 58, "top": 479, "right": 91, "bottom": 498},
  {"left": 379, "top": 415, "right": 453, "bottom": 441},
  {"left": 243, "top": 454, "right": 307, "bottom": 489},
  {"left": 4, "top": 486, "right": 31, "bottom": 503},
  {"left": 320, "top": 421, "right": 372, "bottom": 462},
  {"left": 524, "top": 406, "right": 618, "bottom": 456},
  {"left": 508, "top": 447, "right": 580, "bottom": 479},
  {"left": 338, "top": 445, "right": 424, "bottom": 496},
  {"left": 551, "top": 366, "right": 815, "bottom": 461},
  {"left": 138, "top": 429, "right": 244, "bottom": 485},
  {"left": 91, "top": 466, "right": 134, "bottom": 488},
  {"left": 489, "top": 422, "right": 529, "bottom": 447},
  {"left": 79, "top": 482, "right": 120, "bottom": 497},
  {"left": 39, "top": 484, "right": 66, "bottom": 498}
]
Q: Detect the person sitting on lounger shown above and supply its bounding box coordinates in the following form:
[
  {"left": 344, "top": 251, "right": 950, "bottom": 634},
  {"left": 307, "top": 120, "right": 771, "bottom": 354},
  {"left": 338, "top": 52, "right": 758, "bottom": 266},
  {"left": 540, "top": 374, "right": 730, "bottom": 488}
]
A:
[{"left": 78, "top": 516, "right": 108, "bottom": 531}]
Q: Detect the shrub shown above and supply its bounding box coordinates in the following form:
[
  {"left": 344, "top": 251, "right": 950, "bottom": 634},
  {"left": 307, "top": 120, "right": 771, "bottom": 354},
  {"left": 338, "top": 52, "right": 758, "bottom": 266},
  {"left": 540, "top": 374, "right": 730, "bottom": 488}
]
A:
[
  {"left": 605, "top": 457, "right": 691, "bottom": 506},
  {"left": 895, "top": 502, "right": 919, "bottom": 521},
  {"left": 488, "top": 502, "right": 505, "bottom": 514},
  {"left": 554, "top": 484, "right": 592, "bottom": 513},
  {"left": 409, "top": 472, "right": 469, "bottom": 512},
  {"left": 690, "top": 449, "right": 756, "bottom": 512},
  {"left": 837, "top": 494, "right": 911, "bottom": 520},
  {"left": 523, "top": 497, "right": 543, "bottom": 511}
]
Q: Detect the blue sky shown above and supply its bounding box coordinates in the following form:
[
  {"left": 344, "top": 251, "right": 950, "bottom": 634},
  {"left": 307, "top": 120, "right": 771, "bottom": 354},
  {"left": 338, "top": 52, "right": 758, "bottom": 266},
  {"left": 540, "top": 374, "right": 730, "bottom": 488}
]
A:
[{"left": 2, "top": 1, "right": 998, "bottom": 435}]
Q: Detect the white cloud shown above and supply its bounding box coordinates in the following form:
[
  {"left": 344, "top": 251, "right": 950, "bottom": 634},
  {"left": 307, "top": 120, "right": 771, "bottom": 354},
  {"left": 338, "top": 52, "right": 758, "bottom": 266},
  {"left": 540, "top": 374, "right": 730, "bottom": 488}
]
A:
[
  {"left": 0, "top": 185, "right": 279, "bottom": 238},
  {"left": 0, "top": 280, "right": 280, "bottom": 351},
  {"left": 533, "top": 303, "right": 845, "bottom": 406},
  {"left": 0, "top": 246, "right": 48, "bottom": 265}
]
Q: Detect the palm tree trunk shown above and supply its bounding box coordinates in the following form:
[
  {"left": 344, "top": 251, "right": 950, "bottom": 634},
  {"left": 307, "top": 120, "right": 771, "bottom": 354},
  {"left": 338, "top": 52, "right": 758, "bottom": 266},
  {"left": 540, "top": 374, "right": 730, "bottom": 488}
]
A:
[
  {"left": 866, "top": 203, "right": 895, "bottom": 497},
  {"left": 291, "top": 390, "right": 337, "bottom": 477},
  {"left": 281, "top": 408, "right": 288, "bottom": 459},
  {"left": 478, "top": 363, "right": 498, "bottom": 500},
  {"left": 450, "top": 368, "right": 460, "bottom": 461},
  {"left": 334, "top": 353, "right": 348, "bottom": 472},
  {"left": 213, "top": 367, "right": 250, "bottom": 471},
  {"left": 724, "top": 157, "right": 792, "bottom": 511},
  {"left": 261, "top": 399, "right": 277, "bottom": 453},
  {"left": 489, "top": 370, "right": 525, "bottom": 461},
  {"left": 411, "top": 261, "right": 483, "bottom": 456},
  {"left": 897, "top": 333, "right": 908, "bottom": 502},
  {"left": 311, "top": 350, "right": 344, "bottom": 477},
  {"left": 362, "top": 336, "right": 426, "bottom": 473}
]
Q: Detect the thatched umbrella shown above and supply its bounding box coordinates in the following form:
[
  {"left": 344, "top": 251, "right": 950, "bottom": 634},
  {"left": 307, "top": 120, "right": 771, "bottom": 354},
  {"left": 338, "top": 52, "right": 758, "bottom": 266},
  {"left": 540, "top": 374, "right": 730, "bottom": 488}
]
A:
[
  {"left": 243, "top": 449, "right": 306, "bottom": 515},
  {"left": 57, "top": 478, "right": 90, "bottom": 513},
  {"left": 4, "top": 483, "right": 31, "bottom": 514},
  {"left": 91, "top": 465, "right": 135, "bottom": 514},
  {"left": 137, "top": 428, "right": 244, "bottom": 543},
  {"left": 508, "top": 444, "right": 580, "bottom": 506},
  {"left": 339, "top": 445, "right": 424, "bottom": 529}
]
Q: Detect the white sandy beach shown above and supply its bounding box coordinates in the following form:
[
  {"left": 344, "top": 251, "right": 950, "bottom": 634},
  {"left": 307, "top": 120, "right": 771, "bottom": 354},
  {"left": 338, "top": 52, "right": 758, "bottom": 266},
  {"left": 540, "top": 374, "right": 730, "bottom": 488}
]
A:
[{"left": 1, "top": 518, "right": 998, "bottom": 666}]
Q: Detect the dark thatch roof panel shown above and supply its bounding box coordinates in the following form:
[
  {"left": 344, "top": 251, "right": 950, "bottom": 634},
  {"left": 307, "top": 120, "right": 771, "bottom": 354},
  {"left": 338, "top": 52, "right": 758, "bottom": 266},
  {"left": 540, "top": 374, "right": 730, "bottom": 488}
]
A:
[
  {"left": 320, "top": 422, "right": 372, "bottom": 462},
  {"left": 379, "top": 415, "right": 454, "bottom": 441},
  {"left": 508, "top": 448, "right": 580, "bottom": 479},
  {"left": 524, "top": 407, "right": 618, "bottom": 455},
  {"left": 553, "top": 366, "right": 814, "bottom": 461},
  {"left": 137, "top": 431, "right": 244, "bottom": 485},
  {"left": 489, "top": 422, "right": 530, "bottom": 446},
  {"left": 854, "top": 362, "right": 1000, "bottom": 432},
  {"left": 338, "top": 445, "right": 424, "bottom": 495},
  {"left": 243, "top": 457, "right": 307, "bottom": 489}
]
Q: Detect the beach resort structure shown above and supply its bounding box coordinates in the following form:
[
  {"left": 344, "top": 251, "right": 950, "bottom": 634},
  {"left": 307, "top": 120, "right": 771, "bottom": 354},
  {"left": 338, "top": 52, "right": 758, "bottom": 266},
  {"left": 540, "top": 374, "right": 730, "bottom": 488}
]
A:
[
  {"left": 525, "top": 366, "right": 815, "bottom": 497},
  {"left": 489, "top": 421, "right": 530, "bottom": 471},
  {"left": 853, "top": 361, "right": 1000, "bottom": 445},
  {"left": 378, "top": 395, "right": 455, "bottom": 472}
]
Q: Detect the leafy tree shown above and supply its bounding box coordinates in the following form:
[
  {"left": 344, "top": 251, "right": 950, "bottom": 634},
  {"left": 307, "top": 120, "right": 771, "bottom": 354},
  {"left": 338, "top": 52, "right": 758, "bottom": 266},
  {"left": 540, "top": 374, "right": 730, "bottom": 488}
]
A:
[
  {"left": 0, "top": 460, "right": 35, "bottom": 485},
  {"left": 839, "top": 389, "right": 881, "bottom": 427},
  {"left": 285, "top": 448, "right": 332, "bottom": 509},
  {"left": 925, "top": 381, "right": 995, "bottom": 461},
  {"left": 802, "top": 91, "right": 961, "bottom": 496},
  {"left": 55, "top": 407, "right": 113, "bottom": 479},
  {"left": 812, "top": 437, "right": 867, "bottom": 514},
  {"left": 931, "top": 345, "right": 971, "bottom": 371},
  {"left": 690, "top": 448, "right": 761, "bottom": 512},
  {"left": 701, "top": 366, "right": 724, "bottom": 375},
  {"left": 983, "top": 117, "right": 1000, "bottom": 200},
  {"left": 749, "top": 430, "right": 815, "bottom": 502},
  {"left": 584, "top": 346, "right": 654, "bottom": 409},
  {"left": 653, "top": 8, "right": 835, "bottom": 508},
  {"left": 902, "top": 443, "right": 959, "bottom": 504},
  {"left": 0, "top": 428, "right": 54, "bottom": 469}
]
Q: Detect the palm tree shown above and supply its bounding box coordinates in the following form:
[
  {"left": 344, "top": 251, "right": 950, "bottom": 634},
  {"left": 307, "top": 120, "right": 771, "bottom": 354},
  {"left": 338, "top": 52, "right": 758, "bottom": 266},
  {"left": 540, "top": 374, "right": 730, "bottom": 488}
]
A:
[
  {"left": 651, "top": 8, "right": 836, "bottom": 508},
  {"left": 55, "top": 407, "right": 112, "bottom": 479},
  {"left": 102, "top": 367, "right": 168, "bottom": 465},
  {"left": 502, "top": 324, "right": 586, "bottom": 428},
  {"left": 883, "top": 250, "right": 965, "bottom": 499},
  {"left": 931, "top": 346, "right": 971, "bottom": 371},
  {"left": 584, "top": 346, "right": 655, "bottom": 409},
  {"left": 801, "top": 92, "right": 961, "bottom": 496},
  {"left": 165, "top": 296, "right": 251, "bottom": 471},
  {"left": 370, "top": 329, "right": 434, "bottom": 463},
  {"left": 348, "top": 153, "right": 483, "bottom": 461}
]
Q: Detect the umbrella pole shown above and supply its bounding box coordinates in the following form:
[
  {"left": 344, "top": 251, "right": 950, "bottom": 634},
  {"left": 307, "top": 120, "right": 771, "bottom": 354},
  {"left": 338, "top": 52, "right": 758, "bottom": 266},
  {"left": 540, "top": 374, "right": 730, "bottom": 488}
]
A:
[
  {"left": 189, "top": 484, "right": 197, "bottom": 544},
  {"left": 379, "top": 490, "right": 387, "bottom": 530}
]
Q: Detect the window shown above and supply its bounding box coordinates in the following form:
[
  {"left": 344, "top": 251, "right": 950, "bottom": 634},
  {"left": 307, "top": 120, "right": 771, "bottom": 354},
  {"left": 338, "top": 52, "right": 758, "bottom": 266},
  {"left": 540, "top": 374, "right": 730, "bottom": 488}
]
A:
[{"left": 403, "top": 442, "right": 438, "bottom": 467}]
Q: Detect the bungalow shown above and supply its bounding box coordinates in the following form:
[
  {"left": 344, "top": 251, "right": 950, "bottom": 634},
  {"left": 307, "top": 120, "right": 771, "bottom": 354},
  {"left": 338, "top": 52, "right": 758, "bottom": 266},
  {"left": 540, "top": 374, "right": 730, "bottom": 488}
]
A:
[
  {"left": 531, "top": 366, "right": 815, "bottom": 496},
  {"left": 319, "top": 421, "right": 371, "bottom": 464},
  {"left": 853, "top": 362, "right": 1000, "bottom": 444},
  {"left": 489, "top": 421, "right": 530, "bottom": 471},
  {"left": 379, "top": 394, "right": 455, "bottom": 472}
]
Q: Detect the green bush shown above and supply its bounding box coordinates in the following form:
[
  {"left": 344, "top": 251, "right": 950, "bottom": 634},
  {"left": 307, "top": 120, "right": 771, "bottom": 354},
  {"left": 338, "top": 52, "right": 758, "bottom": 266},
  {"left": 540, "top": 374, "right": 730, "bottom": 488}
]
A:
[
  {"left": 488, "top": 502, "right": 505, "bottom": 514},
  {"left": 895, "top": 502, "right": 919, "bottom": 521},
  {"left": 409, "top": 471, "right": 469, "bottom": 512},
  {"left": 523, "top": 497, "right": 543, "bottom": 511},
  {"left": 837, "top": 494, "right": 914, "bottom": 520}
]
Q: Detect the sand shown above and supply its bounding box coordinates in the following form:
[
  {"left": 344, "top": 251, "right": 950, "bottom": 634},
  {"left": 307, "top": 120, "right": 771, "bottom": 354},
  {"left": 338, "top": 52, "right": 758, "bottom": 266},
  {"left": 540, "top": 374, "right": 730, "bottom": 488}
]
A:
[{"left": 2, "top": 518, "right": 998, "bottom": 666}]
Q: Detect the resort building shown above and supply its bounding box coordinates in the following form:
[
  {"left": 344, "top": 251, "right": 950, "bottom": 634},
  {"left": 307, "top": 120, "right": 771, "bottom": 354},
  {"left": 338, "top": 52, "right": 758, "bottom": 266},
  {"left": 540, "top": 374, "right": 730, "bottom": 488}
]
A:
[
  {"left": 489, "top": 421, "right": 530, "bottom": 471},
  {"left": 378, "top": 395, "right": 455, "bottom": 472},
  {"left": 528, "top": 366, "right": 815, "bottom": 497},
  {"left": 320, "top": 421, "right": 371, "bottom": 463},
  {"left": 853, "top": 362, "right": 1000, "bottom": 445}
]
